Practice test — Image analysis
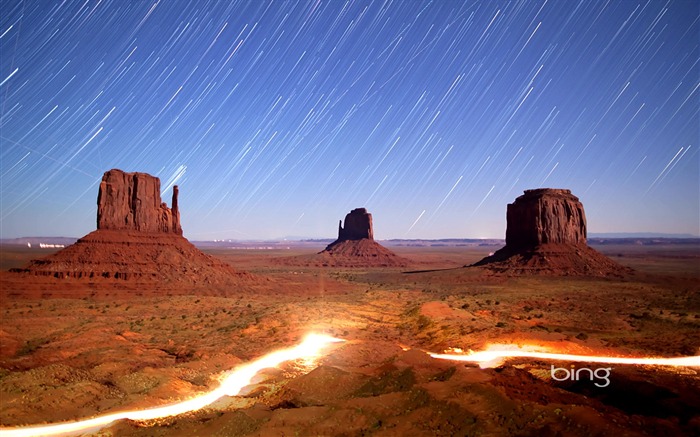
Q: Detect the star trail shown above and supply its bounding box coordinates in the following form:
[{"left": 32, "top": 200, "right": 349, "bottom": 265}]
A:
[{"left": 1, "top": 0, "right": 698, "bottom": 239}]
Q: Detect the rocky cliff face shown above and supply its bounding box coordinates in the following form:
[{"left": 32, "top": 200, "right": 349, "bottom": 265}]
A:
[
  {"left": 97, "top": 169, "right": 182, "bottom": 235},
  {"left": 505, "top": 189, "right": 586, "bottom": 249},
  {"left": 338, "top": 208, "right": 374, "bottom": 241},
  {"left": 473, "top": 188, "right": 630, "bottom": 276}
]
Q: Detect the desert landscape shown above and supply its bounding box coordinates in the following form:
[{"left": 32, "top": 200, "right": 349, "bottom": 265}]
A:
[
  {"left": 2, "top": 2, "right": 698, "bottom": 436},
  {"left": 1, "top": 170, "right": 698, "bottom": 437}
]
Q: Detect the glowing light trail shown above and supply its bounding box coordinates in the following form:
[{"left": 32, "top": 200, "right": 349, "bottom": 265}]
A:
[
  {"left": 430, "top": 344, "right": 700, "bottom": 369},
  {"left": 3, "top": 338, "right": 698, "bottom": 436},
  {"left": 0, "top": 334, "right": 343, "bottom": 437}
]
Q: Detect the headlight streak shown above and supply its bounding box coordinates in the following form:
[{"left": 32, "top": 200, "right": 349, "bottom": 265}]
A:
[
  {"left": 2, "top": 337, "right": 698, "bottom": 437},
  {"left": 429, "top": 344, "right": 700, "bottom": 369},
  {"left": 0, "top": 333, "right": 343, "bottom": 437}
]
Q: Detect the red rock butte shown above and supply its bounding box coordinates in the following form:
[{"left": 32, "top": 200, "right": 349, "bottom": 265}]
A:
[
  {"left": 13, "top": 169, "right": 248, "bottom": 284},
  {"left": 274, "top": 207, "right": 410, "bottom": 267},
  {"left": 505, "top": 189, "right": 586, "bottom": 248},
  {"left": 318, "top": 207, "right": 409, "bottom": 267},
  {"left": 337, "top": 208, "right": 374, "bottom": 241},
  {"left": 97, "top": 169, "right": 182, "bottom": 235},
  {"left": 473, "top": 188, "right": 631, "bottom": 276}
]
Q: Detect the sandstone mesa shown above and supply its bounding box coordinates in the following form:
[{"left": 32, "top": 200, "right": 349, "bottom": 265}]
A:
[{"left": 473, "top": 188, "right": 631, "bottom": 276}]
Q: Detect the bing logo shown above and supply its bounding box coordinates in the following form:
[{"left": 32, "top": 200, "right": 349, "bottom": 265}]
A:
[{"left": 550, "top": 364, "right": 611, "bottom": 387}]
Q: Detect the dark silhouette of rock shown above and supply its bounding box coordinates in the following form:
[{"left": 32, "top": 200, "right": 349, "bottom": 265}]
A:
[
  {"left": 473, "top": 188, "right": 631, "bottom": 276},
  {"left": 15, "top": 169, "right": 248, "bottom": 285},
  {"left": 171, "top": 185, "right": 182, "bottom": 235},
  {"left": 338, "top": 208, "right": 374, "bottom": 241},
  {"left": 97, "top": 169, "right": 181, "bottom": 235}
]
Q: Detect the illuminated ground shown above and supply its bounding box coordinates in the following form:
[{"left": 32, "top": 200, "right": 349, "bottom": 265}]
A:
[{"left": 1, "top": 243, "right": 698, "bottom": 436}]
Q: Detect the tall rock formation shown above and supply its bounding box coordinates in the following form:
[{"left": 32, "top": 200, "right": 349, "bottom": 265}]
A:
[
  {"left": 473, "top": 188, "right": 630, "bottom": 276},
  {"left": 317, "top": 207, "right": 409, "bottom": 267},
  {"left": 14, "top": 169, "right": 247, "bottom": 286},
  {"left": 276, "top": 207, "right": 409, "bottom": 267},
  {"left": 505, "top": 189, "right": 586, "bottom": 248},
  {"left": 337, "top": 208, "right": 374, "bottom": 241},
  {"left": 171, "top": 185, "right": 181, "bottom": 235},
  {"left": 97, "top": 169, "right": 182, "bottom": 235}
]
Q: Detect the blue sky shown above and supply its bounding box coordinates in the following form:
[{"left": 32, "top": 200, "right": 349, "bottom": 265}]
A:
[{"left": 1, "top": 0, "right": 698, "bottom": 239}]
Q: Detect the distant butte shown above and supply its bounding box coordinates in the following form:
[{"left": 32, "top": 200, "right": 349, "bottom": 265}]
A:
[
  {"left": 274, "top": 207, "right": 410, "bottom": 267},
  {"left": 473, "top": 188, "right": 632, "bottom": 276},
  {"left": 318, "top": 207, "right": 410, "bottom": 267},
  {"left": 13, "top": 169, "right": 248, "bottom": 284},
  {"left": 335, "top": 208, "right": 374, "bottom": 241}
]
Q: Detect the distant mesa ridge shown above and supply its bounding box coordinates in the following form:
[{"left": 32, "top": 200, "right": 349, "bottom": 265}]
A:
[
  {"left": 473, "top": 188, "right": 632, "bottom": 276},
  {"left": 13, "top": 169, "right": 247, "bottom": 284}
]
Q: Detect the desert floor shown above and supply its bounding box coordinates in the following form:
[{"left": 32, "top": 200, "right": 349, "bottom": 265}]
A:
[{"left": 1, "top": 242, "right": 698, "bottom": 436}]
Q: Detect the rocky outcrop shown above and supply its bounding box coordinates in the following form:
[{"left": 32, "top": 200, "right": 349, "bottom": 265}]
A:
[
  {"left": 505, "top": 189, "right": 586, "bottom": 249},
  {"left": 319, "top": 208, "right": 408, "bottom": 267},
  {"left": 15, "top": 169, "right": 248, "bottom": 285},
  {"left": 171, "top": 185, "right": 181, "bottom": 235},
  {"left": 276, "top": 208, "right": 409, "bottom": 267},
  {"left": 97, "top": 169, "right": 182, "bottom": 235},
  {"left": 473, "top": 188, "right": 631, "bottom": 276},
  {"left": 338, "top": 208, "right": 374, "bottom": 241}
]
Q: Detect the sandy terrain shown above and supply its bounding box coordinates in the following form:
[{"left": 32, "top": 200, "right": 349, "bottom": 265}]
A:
[{"left": 0, "top": 242, "right": 698, "bottom": 436}]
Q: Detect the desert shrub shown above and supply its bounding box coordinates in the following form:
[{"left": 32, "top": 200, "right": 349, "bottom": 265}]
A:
[
  {"left": 416, "top": 315, "right": 432, "bottom": 330},
  {"left": 17, "top": 338, "right": 49, "bottom": 356}
]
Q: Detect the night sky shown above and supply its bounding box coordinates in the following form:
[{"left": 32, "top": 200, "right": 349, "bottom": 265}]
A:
[{"left": 1, "top": 0, "right": 698, "bottom": 240}]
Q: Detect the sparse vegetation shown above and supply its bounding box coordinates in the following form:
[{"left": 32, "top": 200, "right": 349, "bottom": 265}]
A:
[
  {"left": 1, "top": 243, "right": 698, "bottom": 433},
  {"left": 16, "top": 338, "right": 49, "bottom": 356}
]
